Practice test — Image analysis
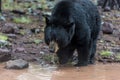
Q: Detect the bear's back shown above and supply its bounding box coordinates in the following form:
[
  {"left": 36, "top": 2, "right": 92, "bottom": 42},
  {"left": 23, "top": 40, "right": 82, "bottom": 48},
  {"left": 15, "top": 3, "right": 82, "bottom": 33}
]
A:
[{"left": 51, "top": 0, "right": 101, "bottom": 31}]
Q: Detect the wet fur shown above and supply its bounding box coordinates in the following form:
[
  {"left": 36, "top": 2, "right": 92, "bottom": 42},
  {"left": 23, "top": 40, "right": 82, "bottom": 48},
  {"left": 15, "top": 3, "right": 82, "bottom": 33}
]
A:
[{"left": 44, "top": 0, "right": 101, "bottom": 66}]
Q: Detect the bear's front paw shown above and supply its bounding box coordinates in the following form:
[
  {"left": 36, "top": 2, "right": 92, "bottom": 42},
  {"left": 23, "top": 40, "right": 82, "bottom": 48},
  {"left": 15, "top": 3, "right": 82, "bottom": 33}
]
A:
[
  {"left": 88, "top": 58, "right": 95, "bottom": 65},
  {"left": 74, "top": 62, "right": 88, "bottom": 67}
]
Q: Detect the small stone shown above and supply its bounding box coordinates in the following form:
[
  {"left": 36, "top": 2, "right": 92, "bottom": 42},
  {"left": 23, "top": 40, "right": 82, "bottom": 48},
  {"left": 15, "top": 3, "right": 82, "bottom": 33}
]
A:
[
  {"left": 7, "top": 34, "right": 16, "bottom": 39},
  {"left": 40, "top": 51, "right": 45, "bottom": 55},
  {"left": 112, "top": 47, "right": 120, "bottom": 53},
  {"left": 2, "top": 23, "right": 15, "bottom": 33},
  {"left": 0, "top": 48, "right": 11, "bottom": 62},
  {"left": 114, "top": 14, "right": 120, "bottom": 18},
  {"left": 102, "top": 22, "right": 113, "bottom": 34},
  {"left": 5, "top": 59, "right": 29, "bottom": 69},
  {"left": 113, "top": 29, "right": 120, "bottom": 37},
  {"left": 103, "top": 6, "right": 111, "bottom": 12},
  {"left": 16, "top": 47, "right": 25, "bottom": 52}
]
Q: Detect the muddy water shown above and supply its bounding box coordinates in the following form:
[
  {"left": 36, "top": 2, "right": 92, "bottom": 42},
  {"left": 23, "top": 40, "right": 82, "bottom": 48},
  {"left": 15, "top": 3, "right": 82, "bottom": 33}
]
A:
[
  {"left": 52, "top": 63, "right": 120, "bottom": 80},
  {"left": 0, "top": 63, "right": 27, "bottom": 80},
  {"left": 0, "top": 63, "right": 120, "bottom": 80}
]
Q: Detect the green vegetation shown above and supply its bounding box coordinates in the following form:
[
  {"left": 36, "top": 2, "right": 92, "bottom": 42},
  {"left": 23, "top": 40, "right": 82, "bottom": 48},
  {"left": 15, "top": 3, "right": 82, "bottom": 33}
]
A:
[
  {"left": 2, "top": 0, "right": 49, "bottom": 11},
  {"left": 19, "top": 30, "right": 26, "bottom": 35},
  {"left": 13, "top": 16, "right": 32, "bottom": 24},
  {"left": 43, "top": 54, "right": 58, "bottom": 64},
  {"left": 100, "top": 50, "right": 112, "bottom": 57},
  {"left": 2, "top": 0, "right": 13, "bottom": 10},
  {"left": 0, "top": 33, "right": 8, "bottom": 41},
  {"left": 2, "top": 0, "right": 52, "bottom": 22},
  {"left": 34, "top": 39, "right": 42, "bottom": 44},
  {"left": 115, "top": 54, "right": 120, "bottom": 60},
  {"left": 0, "top": 33, "right": 9, "bottom": 48}
]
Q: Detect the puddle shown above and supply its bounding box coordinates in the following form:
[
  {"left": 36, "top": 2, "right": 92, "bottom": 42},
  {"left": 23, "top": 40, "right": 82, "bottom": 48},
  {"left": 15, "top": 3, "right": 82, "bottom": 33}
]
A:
[
  {"left": 52, "top": 63, "right": 120, "bottom": 80},
  {"left": 0, "top": 63, "right": 120, "bottom": 80},
  {"left": 0, "top": 63, "right": 27, "bottom": 80},
  {"left": 17, "top": 63, "right": 57, "bottom": 80},
  {"left": 0, "top": 63, "right": 57, "bottom": 80}
]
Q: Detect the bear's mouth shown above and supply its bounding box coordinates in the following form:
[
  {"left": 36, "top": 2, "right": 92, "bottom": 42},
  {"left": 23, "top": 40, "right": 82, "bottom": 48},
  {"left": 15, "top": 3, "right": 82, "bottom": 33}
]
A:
[{"left": 49, "top": 41, "right": 58, "bottom": 53}]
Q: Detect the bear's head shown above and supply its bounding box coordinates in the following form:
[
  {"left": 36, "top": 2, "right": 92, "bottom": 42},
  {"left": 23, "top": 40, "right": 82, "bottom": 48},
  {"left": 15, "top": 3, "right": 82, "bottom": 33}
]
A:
[{"left": 44, "top": 16, "right": 75, "bottom": 48}]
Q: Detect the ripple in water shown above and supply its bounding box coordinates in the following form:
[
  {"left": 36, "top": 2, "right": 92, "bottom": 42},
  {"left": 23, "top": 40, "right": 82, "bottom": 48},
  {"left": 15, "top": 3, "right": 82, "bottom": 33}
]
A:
[{"left": 17, "top": 63, "right": 57, "bottom": 80}]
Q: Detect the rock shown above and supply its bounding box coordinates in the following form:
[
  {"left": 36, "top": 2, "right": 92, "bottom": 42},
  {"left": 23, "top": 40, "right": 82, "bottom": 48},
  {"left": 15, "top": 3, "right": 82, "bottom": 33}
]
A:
[
  {"left": 0, "top": 48, "right": 10, "bottom": 53},
  {"left": 2, "top": 23, "right": 18, "bottom": 34},
  {"left": 11, "top": 10, "right": 26, "bottom": 15},
  {"left": 0, "top": 40, "right": 8, "bottom": 47},
  {"left": 40, "top": 51, "right": 45, "bottom": 55},
  {"left": 0, "top": 48, "right": 11, "bottom": 62},
  {"left": 16, "top": 47, "right": 25, "bottom": 52},
  {"left": 0, "top": 15, "right": 6, "bottom": 21},
  {"left": 103, "top": 6, "right": 111, "bottom": 12},
  {"left": 102, "top": 22, "right": 113, "bottom": 34},
  {"left": 31, "top": 9, "right": 41, "bottom": 16},
  {"left": 114, "top": 14, "right": 120, "bottom": 18},
  {"left": 113, "top": 29, "right": 120, "bottom": 37},
  {"left": 30, "top": 28, "right": 41, "bottom": 34},
  {"left": 112, "top": 47, "right": 120, "bottom": 53},
  {"left": 5, "top": 59, "right": 29, "bottom": 69},
  {"left": 7, "top": 34, "right": 17, "bottom": 39}
]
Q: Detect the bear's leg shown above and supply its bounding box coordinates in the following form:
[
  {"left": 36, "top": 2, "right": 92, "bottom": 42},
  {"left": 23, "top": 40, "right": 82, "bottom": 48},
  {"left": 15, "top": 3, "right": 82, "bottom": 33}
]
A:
[
  {"left": 57, "top": 44, "right": 75, "bottom": 64},
  {"left": 75, "top": 43, "right": 89, "bottom": 66},
  {"left": 89, "top": 39, "right": 97, "bottom": 64}
]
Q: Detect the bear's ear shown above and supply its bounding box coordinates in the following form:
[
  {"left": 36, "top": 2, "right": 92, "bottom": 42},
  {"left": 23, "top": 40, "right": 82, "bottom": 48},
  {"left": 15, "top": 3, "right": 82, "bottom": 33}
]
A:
[{"left": 45, "top": 16, "right": 50, "bottom": 25}]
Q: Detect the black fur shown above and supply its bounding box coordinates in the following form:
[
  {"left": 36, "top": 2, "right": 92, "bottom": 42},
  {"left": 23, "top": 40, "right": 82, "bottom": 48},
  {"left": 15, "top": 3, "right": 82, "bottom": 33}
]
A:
[{"left": 44, "top": 0, "right": 101, "bottom": 66}]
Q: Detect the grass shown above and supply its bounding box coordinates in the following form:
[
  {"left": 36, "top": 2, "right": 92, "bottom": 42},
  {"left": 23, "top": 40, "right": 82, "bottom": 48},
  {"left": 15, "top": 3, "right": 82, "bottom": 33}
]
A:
[
  {"left": 100, "top": 50, "right": 112, "bottom": 57},
  {"left": 13, "top": 16, "right": 32, "bottom": 24},
  {"left": 34, "top": 39, "right": 42, "bottom": 44},
  {"left": 0, "top": 33, "right": 8, "bottom": 41},
  {"left": 0, "top": 33, "right": 9, "bottom": 48},
  {"left": 43, "top": 54, "right": 58, "bottom": 64},
  {"left": 115, "top": 54, "right": 120, "bottom": 60}
]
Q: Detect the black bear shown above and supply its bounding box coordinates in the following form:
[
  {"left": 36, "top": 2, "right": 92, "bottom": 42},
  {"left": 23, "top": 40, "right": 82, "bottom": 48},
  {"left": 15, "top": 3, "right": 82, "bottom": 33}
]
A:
[{"left": 44, "top": 0, "right": 101, "bottom": 66}]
